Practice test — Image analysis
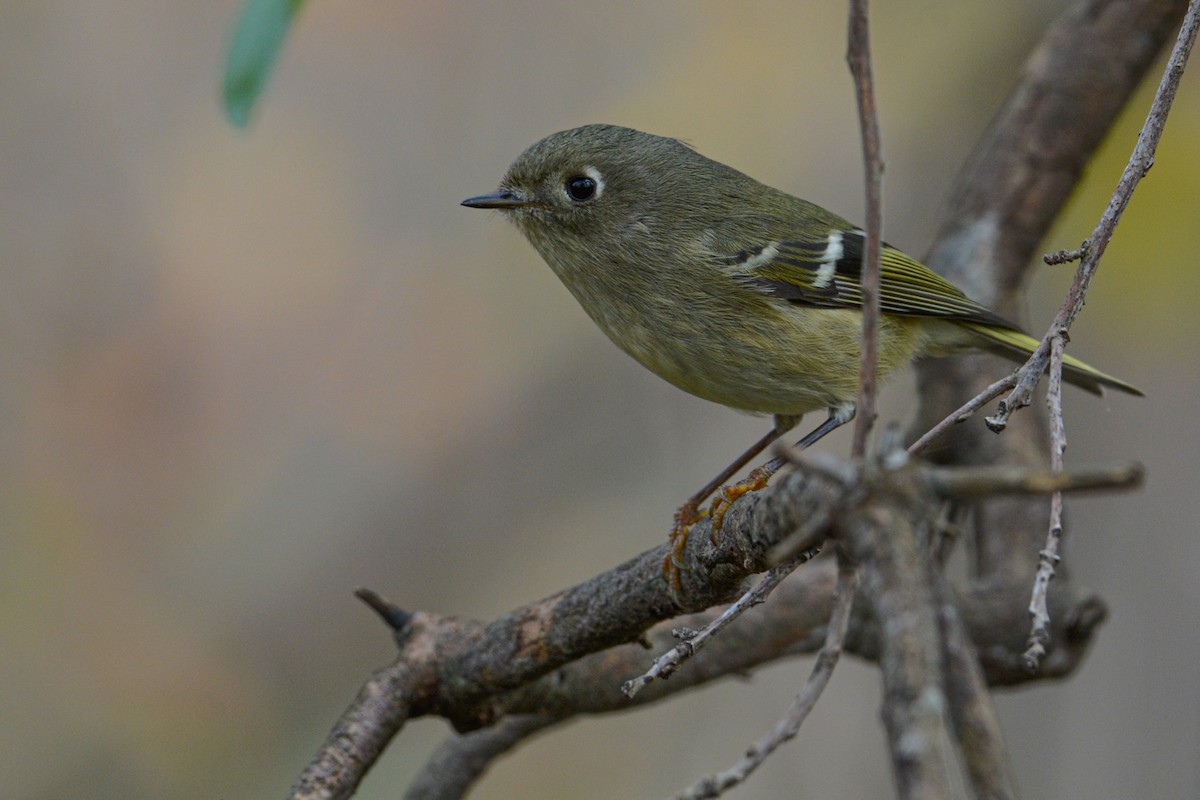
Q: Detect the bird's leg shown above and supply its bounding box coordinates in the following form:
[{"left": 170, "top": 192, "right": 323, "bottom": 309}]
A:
[
  {"left": 660, "top": 405, "right": 854, "bottom": 589},
  {"left": 706, "top": 406, "right": 854, "bottom": 536},
  {"left": 706, "top": 407, "right": 854, "bottom": 535}
]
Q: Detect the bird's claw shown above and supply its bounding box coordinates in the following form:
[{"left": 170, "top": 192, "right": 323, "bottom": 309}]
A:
[
  {"left": 662, "top": 504, "right": 706, "bottom": 593},
  {"left": 707, "top": 466, "right": 774, "bottom": 539}
]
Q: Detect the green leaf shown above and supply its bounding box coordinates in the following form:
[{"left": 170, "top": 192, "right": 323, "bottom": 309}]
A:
[{"left": 222, "top": 0, "right": 308, "bottom": 128}]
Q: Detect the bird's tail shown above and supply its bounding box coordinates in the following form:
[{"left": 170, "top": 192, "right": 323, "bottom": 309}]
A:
[{"left": 960, "top": 322, "right": 1143, "bottom": 397}]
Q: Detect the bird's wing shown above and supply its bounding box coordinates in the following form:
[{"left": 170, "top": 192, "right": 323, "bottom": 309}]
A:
[{"left": 725, "top": 229, "right": 1017, "bottom": 329}]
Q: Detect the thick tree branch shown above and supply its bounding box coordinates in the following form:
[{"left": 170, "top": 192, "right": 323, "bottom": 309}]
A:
[
  {"left": 844, "top": 470, "right": 959, "bottom": 799},
  {"left": 289, "top": 456, "right": 1136, "bottom": 799}
]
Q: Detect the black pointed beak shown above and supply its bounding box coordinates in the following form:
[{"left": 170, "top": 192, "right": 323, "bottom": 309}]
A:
[{"left": 461, "top": 190, "right": 539, "bottom": 209}]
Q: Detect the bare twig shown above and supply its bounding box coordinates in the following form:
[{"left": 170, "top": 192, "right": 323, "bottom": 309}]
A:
[
  {"left": 355, "top": 587, "right": 413, "bottom": 632},
  {"left": 989, "top": 0, "right": 1199, "bottom": 431},
  {"left": 773, "top": 442, "right": 861, "bottom": 485},
  {"left": 913, "top": 8, "right": 1185, "bottom": 615},
  {"left": 1024, "top": 335, "right": 1068, "bottom": 669},
  {"left": 1043, "top": 242, "right": 1089, "bottom": 265},
  {"left": 907, "top": 374, "right": 1017, "bottom": 457},
  {"left": 848, "top": 0, "right": 883, "bottom": 457},
  {"left": 622, "top": 554, "right": 816, "bottom": 699},
  {"left": 667, "top": 562, "right": 859, "bottom": 800},
  {"left": 766, "top": 511, "right": 832, "bottom": 566},
  {"left": 924, "top": 461, "right": 1143, "bottom": 498},
  {"left": 1009, "top": 0, "right": 1199, "bottom": 668}
]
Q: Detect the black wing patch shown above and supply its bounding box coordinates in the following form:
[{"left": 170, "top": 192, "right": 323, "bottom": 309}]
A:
[{"left": 730, "top": 231, "right": 1017, "bottom": 330}]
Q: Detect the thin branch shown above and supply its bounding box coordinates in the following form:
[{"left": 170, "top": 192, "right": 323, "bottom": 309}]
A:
[
  {"left": 924, "top": 461, "right": 1143, "bottom": 498},
  {"left": 666, "top": 562, "right": 859, "bottom": 800},
  {"left": 1024, "top": 334, "right": 1068, "bottom": 669},
  {"left": 355, "top": 587, "right": 413, "bottom": 632},
  {"left": 623, "top": 554, "right": 816, "bottom": 699},
  {"left": 988, "top": 0, "right": 1199, "bottom": 430},
  {"left": 773, "top": 442, "right": 861, "bottom": 485},
  {"left": 288, "top": 627, "right": 441, "bottom": 800},
  {"left": 1004, "top": 0, "right": 1198, "bottom": 668},
  {"left": 907, "top": 374, "right": 1017, "bottom": 457},
  {"left": 766, "top": 510, "right": 833, "bottom": 566},
  {"left": 1043, "top": 242, "right": 1089, "bottom": 265},
  {"left": 848, "top": 0, "right": 884, "bottom": 457}
]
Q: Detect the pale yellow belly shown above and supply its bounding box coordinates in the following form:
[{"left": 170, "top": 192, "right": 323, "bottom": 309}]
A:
[{"left": 610, "top": 304, "right": 929, "bottom": 417}]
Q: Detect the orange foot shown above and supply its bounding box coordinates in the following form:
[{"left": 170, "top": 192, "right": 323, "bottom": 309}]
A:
[
  {"left": 662, "top": 502, "right": 706, "bottom": 593},
  {"left": 661, "top": 464, "right": 780, "bottom": 593},
  {"left": 707, "top": 464, "right": 776, "bottom": 540}
]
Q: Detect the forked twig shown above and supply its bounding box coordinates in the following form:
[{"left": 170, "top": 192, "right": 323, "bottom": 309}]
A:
[
  {"left": 988, "top": 0, "right": 1198, "bottom": 431},
  {"left": 907, "top": 374, "right": 1017, "bottom": 456},
  {"left": 1013, "top": 0, "right": 1198, "bottom": 668}
]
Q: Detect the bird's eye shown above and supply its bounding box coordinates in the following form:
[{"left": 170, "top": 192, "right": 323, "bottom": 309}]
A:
[{"left": 565, "top": 175, "right": 597, "bottom": 202}]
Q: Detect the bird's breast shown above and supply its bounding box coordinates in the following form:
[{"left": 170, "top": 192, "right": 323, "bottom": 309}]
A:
[{"left": 528, "top": 230, "right": 928, "bottom": 417}]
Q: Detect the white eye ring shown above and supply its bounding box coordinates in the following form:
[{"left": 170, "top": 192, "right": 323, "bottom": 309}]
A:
[{"left": 564, "top": 166, "right": 605, "bottom": 202}]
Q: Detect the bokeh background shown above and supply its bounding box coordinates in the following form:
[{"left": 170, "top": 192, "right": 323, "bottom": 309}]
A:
[{"left": 3, "top": 2, "right": 1198, "bottom": 798}]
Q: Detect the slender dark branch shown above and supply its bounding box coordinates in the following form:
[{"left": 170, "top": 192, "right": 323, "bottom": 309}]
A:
[
  {"left": 924, "top": 461, "right": 1143, "bottom": 498},
  {"left": 847, "top": 0, "right": 884, "bottom": 457},
  {"left": 989, "top": 0, "right": 1198, "bottom": 429},
  {"left": 355, "top": 587, "right": 413, "bottom": 632}
]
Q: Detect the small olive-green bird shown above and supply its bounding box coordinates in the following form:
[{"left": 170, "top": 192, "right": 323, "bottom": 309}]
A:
[{"left": 463, "top": 124, "right": 1140, "bottom": 573}]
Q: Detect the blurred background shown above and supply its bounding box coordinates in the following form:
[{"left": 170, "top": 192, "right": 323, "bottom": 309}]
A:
[{"left": 2, "top": 2, "right": 1197, "bottom": 798}]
